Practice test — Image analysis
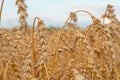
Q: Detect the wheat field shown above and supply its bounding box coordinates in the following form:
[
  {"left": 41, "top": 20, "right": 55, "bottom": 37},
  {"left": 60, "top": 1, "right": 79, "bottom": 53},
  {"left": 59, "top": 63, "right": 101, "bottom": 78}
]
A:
[{"left": 0, "top": 1, "right": 120, "bottom": 80}]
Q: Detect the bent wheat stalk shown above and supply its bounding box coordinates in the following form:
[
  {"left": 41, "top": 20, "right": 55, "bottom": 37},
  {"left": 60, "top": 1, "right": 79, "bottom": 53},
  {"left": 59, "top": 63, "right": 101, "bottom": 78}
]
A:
[
  {"left": 31, "top": 17, "right": 40, "bottom": 78},
  {"left": 62, "top": 10, "right": 94, "bottom": 29},
  {"left": 32, "top": 17, "right": 48, "bottom": 79}
]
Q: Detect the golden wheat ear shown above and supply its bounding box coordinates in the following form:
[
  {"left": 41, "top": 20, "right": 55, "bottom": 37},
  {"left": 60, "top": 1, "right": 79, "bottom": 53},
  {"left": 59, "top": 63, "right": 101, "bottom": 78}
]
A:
[
  {"left": 0, "top": 0, "right": 4, "bottom": 23},
  {"left": 16, "top": 0, "right": 28, "bottom": 32}
]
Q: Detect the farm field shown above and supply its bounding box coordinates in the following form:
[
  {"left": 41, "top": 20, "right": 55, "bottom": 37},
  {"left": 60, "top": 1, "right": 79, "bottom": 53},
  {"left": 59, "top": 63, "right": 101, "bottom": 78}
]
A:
[{"left": 0, "top": 0, "right": 120, "bottom": 80}]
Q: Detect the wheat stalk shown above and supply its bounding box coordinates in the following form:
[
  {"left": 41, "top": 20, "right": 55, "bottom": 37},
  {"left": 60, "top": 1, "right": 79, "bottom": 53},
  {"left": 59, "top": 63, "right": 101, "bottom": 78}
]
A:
[{"left": 0, "top": 0, "right": 5, "bottom": 23}]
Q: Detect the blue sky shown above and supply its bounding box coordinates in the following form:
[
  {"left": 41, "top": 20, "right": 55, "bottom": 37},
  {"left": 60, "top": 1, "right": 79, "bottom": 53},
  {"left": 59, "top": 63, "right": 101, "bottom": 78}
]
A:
[{"left": 0, "top": 0, "right": 120, "bottom": 29}]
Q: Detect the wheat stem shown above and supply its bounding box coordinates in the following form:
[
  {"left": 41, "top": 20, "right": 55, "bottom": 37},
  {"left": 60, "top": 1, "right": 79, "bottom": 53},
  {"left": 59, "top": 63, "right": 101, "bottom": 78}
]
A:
[
  {"left": 4, "top": 60, "right": 10, "bottom": 80},
  {"left": 0, "top": 0, "right": 5, "bottom": 23},
  {"left": 43, "top": 62, "right": 50, "bottom": 80}
]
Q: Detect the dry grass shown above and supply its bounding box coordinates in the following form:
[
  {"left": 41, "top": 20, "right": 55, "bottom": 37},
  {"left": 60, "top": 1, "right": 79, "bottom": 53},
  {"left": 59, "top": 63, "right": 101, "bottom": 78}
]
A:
[{"left": 0, "top": 4, "right": 120, "bottom": 80}]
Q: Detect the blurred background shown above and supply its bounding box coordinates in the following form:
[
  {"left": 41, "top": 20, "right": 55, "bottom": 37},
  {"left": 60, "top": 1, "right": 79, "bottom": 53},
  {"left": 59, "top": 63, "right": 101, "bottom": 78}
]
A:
[{"left": 0, "top": 0, "right": 120, "bottom": 29}]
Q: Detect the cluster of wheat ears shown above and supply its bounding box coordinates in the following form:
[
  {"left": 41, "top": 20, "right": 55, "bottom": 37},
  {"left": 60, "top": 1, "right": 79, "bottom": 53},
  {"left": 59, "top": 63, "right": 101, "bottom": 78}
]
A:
[{"left": 0, "top": 0, "right": 120, "bottom": 80}]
